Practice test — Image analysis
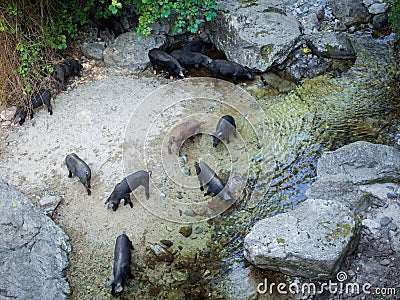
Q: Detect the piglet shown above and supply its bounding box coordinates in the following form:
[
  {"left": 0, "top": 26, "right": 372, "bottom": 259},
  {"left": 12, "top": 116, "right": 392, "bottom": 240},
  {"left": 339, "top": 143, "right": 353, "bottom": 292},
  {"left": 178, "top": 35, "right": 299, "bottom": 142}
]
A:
[
  {"left": 65, "top": 153, "right": 92, "bottom": 195},
  {"left": 106, "top": 233, "right": 134, "bottom": 297},
  {"left": 209, "top": 115, "right": 237, "bottom": 147},
  {"left": 105, "top": 171, "right": 151, "bottom": 211},
  {"left": 167, "top": 119, "right": 201, "bottom": 155},
  {"left": 194, "top": 162, "right": 231, "bottom": 201}
]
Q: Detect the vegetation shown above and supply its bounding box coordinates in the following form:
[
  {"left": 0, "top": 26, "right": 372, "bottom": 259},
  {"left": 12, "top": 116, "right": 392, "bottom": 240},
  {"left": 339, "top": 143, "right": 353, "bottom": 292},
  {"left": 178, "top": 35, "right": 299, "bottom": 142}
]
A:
[
  {"left": 0, "top": 0, "right": 217, "bottom": 107},
  {"left": 389, "top": 0, "right": 400, "bottom": 67}
]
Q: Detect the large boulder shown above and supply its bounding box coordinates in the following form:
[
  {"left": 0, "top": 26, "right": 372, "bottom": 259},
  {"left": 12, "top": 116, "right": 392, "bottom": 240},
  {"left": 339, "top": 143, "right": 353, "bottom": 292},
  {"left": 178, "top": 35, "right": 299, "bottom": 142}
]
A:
[
  {"left": 206, "top": 0, "right": 301, "bottom": 71},
  {"left": 103, "top": 31, "right": 168, "bottom": 71},
  {"left": 305, "top": 32, "right": 356, "bottom": 60},
  {"left": 316, "top": 141, "right": 400, "bottom": 185},
  {"left": 244, "top": 199, "right": 361, "bottom": 279},
  {"left": 0, "top": 180, "right": 70, "bottom": 299}
]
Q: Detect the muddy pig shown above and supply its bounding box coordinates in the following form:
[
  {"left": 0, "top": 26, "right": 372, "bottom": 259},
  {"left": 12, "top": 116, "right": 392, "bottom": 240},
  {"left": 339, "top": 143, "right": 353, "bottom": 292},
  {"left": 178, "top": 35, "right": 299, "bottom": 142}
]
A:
[
  {"left": 208, "top": 59, "right": 254, "bottom": 84},
  {"left": 167, "top": 119, "right": 201, "bottom": 155},
  {"left": 65, "top": 153, "right": 92, "bottom": 195},
  {"left": 183, "top": 40, "right": 206, "bottom": 54},
  {"left": 170, "top": 49, "right": 213, "bottom": 69},
  {"left": 148, "top": 48, "right": 186, "bottom": 79},
  {"left": 106, "top": 233, "right": 134, "bottom": 297},
  {"left": 14, "top": 89, "right": 52, "bottom": 125},
  {"left": 209, "top": 115, "right": 237, "bottom": 147},
  {"left": 194, "top": 162, "right": 231, "bottom": 201},
  {"left": 105, "top": 171, "right": 151, "bottom": 211}
]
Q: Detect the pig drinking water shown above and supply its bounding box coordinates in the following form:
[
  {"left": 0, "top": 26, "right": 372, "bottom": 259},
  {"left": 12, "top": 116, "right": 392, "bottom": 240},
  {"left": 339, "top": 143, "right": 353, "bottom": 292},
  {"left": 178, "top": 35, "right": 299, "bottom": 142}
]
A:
[
  {"left": 194, "top": 162, "right": 231, "bottom": 201},
  {"left": 208, "top": 59, "right": 254, "bottom": 84},
  {"left": 14, "top": 89, "right": 52, "bottom": 125},
  {"left": 105, "top": 171, "right": 151, "bottom": 211},
  {"left": 106, "top": 233, "right": 134, "bottom": 297},
  {"left": 167, "top": 119, "right": 201, "bottom": 155},
  {"left": 170, "top": 49, "right": 213, "bottom": 69},
  {"left": 65, "top": 153, "right": 92, "bottom": 195},
  {"left": 209, "top": 115, "right": 237, "bottom": 147},
  {"left": 148, "top": 48, "right": 186, "bottom": 79}
]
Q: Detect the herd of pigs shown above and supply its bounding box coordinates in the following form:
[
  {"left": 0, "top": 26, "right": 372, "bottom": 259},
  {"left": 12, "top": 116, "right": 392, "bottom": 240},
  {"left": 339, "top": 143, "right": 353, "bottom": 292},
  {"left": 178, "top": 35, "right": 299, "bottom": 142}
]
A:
[{"left": 11, "top": 40, "right": 254, "bottom": 296}]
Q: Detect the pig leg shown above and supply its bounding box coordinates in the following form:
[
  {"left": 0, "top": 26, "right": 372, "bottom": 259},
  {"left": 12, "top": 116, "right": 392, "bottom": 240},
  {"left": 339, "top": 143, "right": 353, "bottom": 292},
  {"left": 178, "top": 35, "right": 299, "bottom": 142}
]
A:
[
  {"left": 144, "top": 183, "right": 150, "bottom": 199},
  {"left": 123, "top": 194, "right": 133, "bottom": 208}
]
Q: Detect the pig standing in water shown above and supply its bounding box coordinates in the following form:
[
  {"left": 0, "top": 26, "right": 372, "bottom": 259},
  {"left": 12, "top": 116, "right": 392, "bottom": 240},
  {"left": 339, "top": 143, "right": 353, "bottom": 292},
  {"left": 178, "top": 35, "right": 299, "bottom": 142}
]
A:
[
  {"left": 65, "top": 153, "right": 92, "bottom": 195},
  {"left": 208, "top": 59, "right": 254, "bottom": 84},
  {"left": 194, "top": 162, "right": 231, "bottom": 201},
  {"left": 105, "top": 171, "right": 151, "bottom": 211},
  {"left": 106, "top": 233, "right": 134, "bottom": 297},
  {"left": 209, "top": 115, "right": 237, "bottom": 147},
  {"left": 167, "top": 119, "right": 201, "bottom": 155}
]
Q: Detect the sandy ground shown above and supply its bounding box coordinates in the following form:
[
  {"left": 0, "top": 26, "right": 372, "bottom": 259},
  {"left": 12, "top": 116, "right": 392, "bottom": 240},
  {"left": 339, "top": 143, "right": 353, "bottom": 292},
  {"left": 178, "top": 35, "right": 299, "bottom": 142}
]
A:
[{"left": 0, "top": 66, "right": 271, "bottom": 298}]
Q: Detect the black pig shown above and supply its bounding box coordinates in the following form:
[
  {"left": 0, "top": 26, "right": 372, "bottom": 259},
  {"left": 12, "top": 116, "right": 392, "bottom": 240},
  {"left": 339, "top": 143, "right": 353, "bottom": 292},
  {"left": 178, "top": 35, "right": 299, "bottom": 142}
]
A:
[
  {"left": 106, "top": 233, "right": 134, "bottom": 297},
  {"left": 170, "top": 49, "right": 213, "bottom": 69},
  {"left": 183, "top": 40, "right": 206, "bottom": 54},
  {"left": 54, "top": 59, "right": 82, "bottom": 90},
  {"left": 105, "top": 171, "right": 151, "bottom": 211},
  {"left": 194, "top": 162, "right": 231, "bottom": 201},
  {"left": 14, "top": 89, "right": 52, "bottom": 125},
  {"left": 148, "top": 48, "right": 186, "bottom": 79},
  {"left": 208, "top": 59, "right": 254, "bottom": 84},
  {"left": 209, "top": 115, "right": 237, "bottom": 147},
  {"left": 65, "top": 153, "right": 92, "bottom": 195}
]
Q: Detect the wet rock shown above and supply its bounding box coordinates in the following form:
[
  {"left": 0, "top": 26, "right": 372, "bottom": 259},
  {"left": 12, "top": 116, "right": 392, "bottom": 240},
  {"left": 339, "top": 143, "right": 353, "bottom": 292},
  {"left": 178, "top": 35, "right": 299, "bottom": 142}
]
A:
[
  {"left": 305, "top": 32, "right": 356, "bottom": 60},
  {"left": 306, "top": 174, "right": 372, "bottom": 213},
  {"left": 388, "top": 222, "right": 397, "bottom": 231},
  {"left": 179, "top": 226, "right": 192, "bottom": 238},
  {"left": 372, "top": 13, "right": 390, "bottom": 38},
  {"left": 380, "top": 258, "right": 390, "bottom": 266},
  {"left": 0, "top": 180, "right": 70, "bottom": 299},
  {"left": 226, "top": 172, "right": 247, "bottom": 200},
  {"left": 329, "top": 0, "right": 370, "bottom": 26},
  {"left": 160, "top": 239, "right": 173, "bottom": 248},
  {"left": 194, "top": 226, "right": 203, "bottom": 234},
  {"left": 39, "top": 195, "right": 61, "bottom": 216},
  {"left": 81, "top": 42, "right": 105, "bottom": 60},
  {"left": 103, "top": 32, "right": 167, "bottom": 71},
  {"left": 149, "top": 244, "right": 174, "bottom": 263},
  {"left": 244, "top": 199, "right": 361, "bottom": 279},
  {"left": 206, "top": 0, "right": 301, "bottom": 71},
  {"left": 316, "top": 141, "right": 400, "bottom": 185},
  {"left": 167, "top": 289, "right": 185, "bottom": 300},
  {"left": 183, "top": 209, "right": 197, "bottom": 217}
]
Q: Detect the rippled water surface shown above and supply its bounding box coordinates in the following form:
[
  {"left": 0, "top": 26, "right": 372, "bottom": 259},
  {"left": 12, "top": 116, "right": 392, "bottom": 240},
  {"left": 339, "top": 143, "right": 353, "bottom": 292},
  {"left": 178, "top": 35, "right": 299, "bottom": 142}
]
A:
[{"left": 205, "top": 36, "right": 400, "bottom": 297}]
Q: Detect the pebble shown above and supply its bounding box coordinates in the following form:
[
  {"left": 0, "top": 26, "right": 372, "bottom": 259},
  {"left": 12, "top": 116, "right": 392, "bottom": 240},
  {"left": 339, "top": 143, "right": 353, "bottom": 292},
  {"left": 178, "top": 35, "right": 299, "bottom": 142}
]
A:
[
  {"left": 387, "top": 192, "right": 398, "bottom": 199},
  {"left": 160, "top": 240, "right": 173, "bottom": 248},
  {"left": 380, "top": 258, "right": 391, "bottom": 266},
  {"left": 195, "top": 226, "right": 203, "bottom": 234},
  {"left": 184, "top": 209, "right": 197, "bottom": 217},
  {"left": 388, "top": 222, "right": 397, "bottom": 231},
  {"left": 380, "top": 216, "right": 392, "bottom": 226},
  {"left": 179, "top": 226, "right": 192, "bottom": 238}
]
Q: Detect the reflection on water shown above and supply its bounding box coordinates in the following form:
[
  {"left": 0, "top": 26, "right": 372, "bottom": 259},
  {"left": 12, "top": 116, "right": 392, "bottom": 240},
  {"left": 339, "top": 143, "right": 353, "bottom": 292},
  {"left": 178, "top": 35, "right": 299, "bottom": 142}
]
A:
[{"left": 208, "top": 36, "right": 400, "bottom": 298}]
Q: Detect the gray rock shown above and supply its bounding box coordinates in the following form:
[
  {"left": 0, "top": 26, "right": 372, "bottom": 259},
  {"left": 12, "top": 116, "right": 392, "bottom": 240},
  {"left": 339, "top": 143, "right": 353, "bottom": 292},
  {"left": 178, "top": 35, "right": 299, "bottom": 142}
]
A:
[
  {"left": 329, "top": 0, "right": 370, "bottom": 26},
  {"left": 39, "top": 195, "right": 61, "bottom": 216},
  {"left": 0, "top": 180, "right": 70, "bottom": 299},
  {"left": 302, "top": 12, "right": 320, "bottom": 35},
  {"left": 372, "top": 13, "right": 390, "bottom": 38},
  {"left": 368, "top": 3, "right": 388, "bottom": 14},
  {"left": 244, "top": 199, "right": 361, "bottom": 279},
  {"left": 380, "top": 216, "right": 392, "bottom": 227},
  {"left": 226, "top": 172, "right": 247, "bottom": 200},
  {"left": 389, "top": 231, "right": 400, "bottom": 253},
  {"left": 316, "top": 141, "right": 400, "bottom": 185},
  {"left": 362, "top": 218, "right": 381, "bottom": 234},
  {"left": 306, "top": 174, "right": 372, "bottom": 213},
  {"left": 206, "top": 0, "right": 301, "bottom": 71},
  {"left": 380, "top": 258, "right": 390, "bottom": 266},
  {"left": 305, "top": 32, "right": 356, "bottom": 60},
  {"left": 81, "top": 42, "right": 106, "bottom": 60},
  {"left": 388, "top": 222, "right": 397, "bottom": 231},
  {"left": 0, "top": 107, "right": 16, "bottom": 121},
  {"left": 103, "top": 32, "right": 168, "bottom": 71}
]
